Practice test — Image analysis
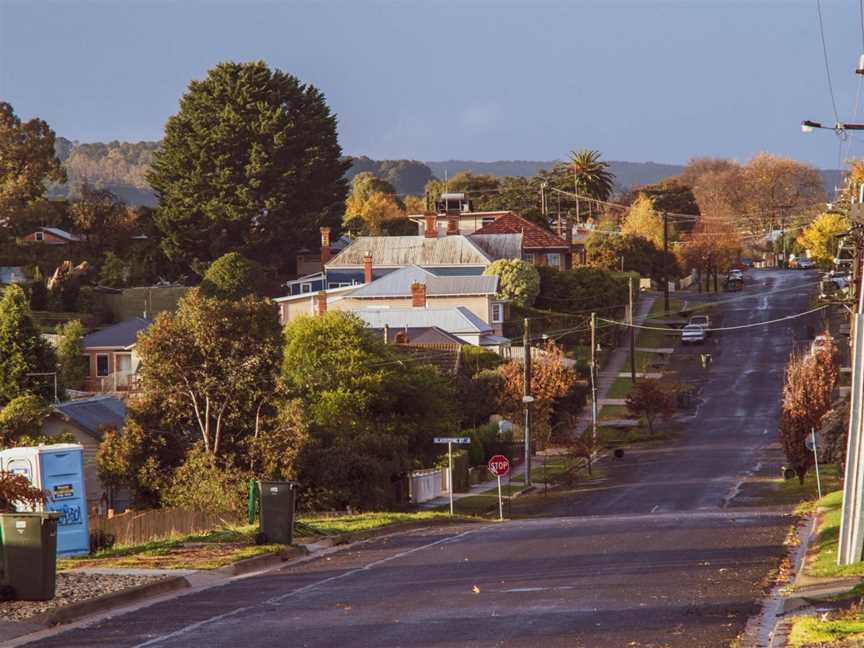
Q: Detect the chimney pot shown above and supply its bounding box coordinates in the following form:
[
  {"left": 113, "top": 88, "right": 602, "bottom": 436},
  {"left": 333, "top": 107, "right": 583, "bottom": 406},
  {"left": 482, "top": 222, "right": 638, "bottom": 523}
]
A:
[
  {"left": 320, "top": 227, "right": 331, "bottom": 266},
  {"left": 316, "top": 290, "right": 327, "bottom": 315},
  {"left": 411, "top": 282, "right": 427, "bottom": 308},
  {"left": 363, "top": 252, "right": 373, "bottom": 283},
  {"left": 424, "top": 213, "right": 437, "bottom": 238}
]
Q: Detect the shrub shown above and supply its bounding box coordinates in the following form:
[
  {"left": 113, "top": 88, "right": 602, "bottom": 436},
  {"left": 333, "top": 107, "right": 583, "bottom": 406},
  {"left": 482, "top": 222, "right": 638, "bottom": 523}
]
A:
[
  {"left": 162, "top": 444, "right": 249, "bottom": 515},
  {"left": 200, "top": 252, "right": 266, "bottom": 300},
  {"left": 0, "top": 393, "right": 50, "bottom": 446}
]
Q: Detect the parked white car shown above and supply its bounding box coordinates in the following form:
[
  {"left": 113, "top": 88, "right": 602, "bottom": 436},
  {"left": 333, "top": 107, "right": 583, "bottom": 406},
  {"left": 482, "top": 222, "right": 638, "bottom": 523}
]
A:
[
  {"left": 728, "top": 269, "right": 744, "bottom": 281},
  {"left": 688, "top": 315, "right": 711, "bottom": 329},
  {"left": 796, "top": 258, "right": 816, "bottom": 270},
  {"left": 681, "top": 324, "right": 707, "bottom": 344}
]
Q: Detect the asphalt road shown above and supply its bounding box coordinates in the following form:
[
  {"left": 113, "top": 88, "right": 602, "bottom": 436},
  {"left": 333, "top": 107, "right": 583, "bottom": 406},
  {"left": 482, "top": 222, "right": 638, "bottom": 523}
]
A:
[{"left": 25, "top": 269, "right": 821, "bottom": 648}]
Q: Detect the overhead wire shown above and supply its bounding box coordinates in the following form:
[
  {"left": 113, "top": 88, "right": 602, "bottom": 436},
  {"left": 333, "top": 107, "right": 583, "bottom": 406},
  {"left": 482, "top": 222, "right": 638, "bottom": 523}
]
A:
[
  {"left": 600, "top": 304, "right": 828, "bottom": 333},
  {"left": 817, "top": 0, "right": 841, "bottom": 124}
]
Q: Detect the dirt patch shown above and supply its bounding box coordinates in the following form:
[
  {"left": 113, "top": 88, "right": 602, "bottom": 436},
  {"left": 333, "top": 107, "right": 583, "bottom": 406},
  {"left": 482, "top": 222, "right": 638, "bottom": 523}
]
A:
[{"left": 66, "top": 542, "right": 257, "bottom": 570}]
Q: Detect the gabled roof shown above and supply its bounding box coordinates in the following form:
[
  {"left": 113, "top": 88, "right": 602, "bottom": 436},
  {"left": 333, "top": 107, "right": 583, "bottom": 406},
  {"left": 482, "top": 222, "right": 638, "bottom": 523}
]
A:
[
  {"left": 471, "top": 213, "right": 570, "bottom": 250},
  {"left": 326, "top": 235, "right": 492, "bottom": 268},
  {"left": 51, "top": 396, "right": 126, "bottom": 439},
  {"left": 374, "top": 326, "right": 466, "bottom": 345},
  {"left": 349, "top": 265, "right": 498, "bottom": 298},
  {"left": 354, "top": 307, "right": 492, "bottom": 335},
  {"left": 40, "top": 227, "right": 80, "bottom": 242},
  {"left": 469, "top": 233, "right": 523, "bottom": 260},
  {"left": 83, "top": 317, "right": 151, "bottom": 349}
]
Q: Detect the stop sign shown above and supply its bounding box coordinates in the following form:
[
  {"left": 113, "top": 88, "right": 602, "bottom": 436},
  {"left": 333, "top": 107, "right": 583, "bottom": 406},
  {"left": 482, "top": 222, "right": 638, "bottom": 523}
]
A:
[{"left": 488, "top": 454, "right": 510, "bottom": 477}]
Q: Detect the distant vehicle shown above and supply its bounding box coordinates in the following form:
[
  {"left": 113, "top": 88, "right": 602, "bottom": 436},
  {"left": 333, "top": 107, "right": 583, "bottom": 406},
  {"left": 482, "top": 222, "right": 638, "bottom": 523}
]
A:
[
  {"left": 727, "top": 269, "right": 744, "bottom": 282},
  {"left": 810, "top": 334, "right": 834, "bottom": 355},
  {"left": 688, "top": 315, "right": 711, "bottom": 329},
  {"left": 823, "top": 271, "right": 851, "bottom": 289},
  {"left": 738, "top": 258, "right": 754, "bottom": 268},
  {"left": 681, "top": 324, "right": 707, "bottom": 344},
  {"left": 796, "top": 258, "right": 816, "bottom": 270},
  {"left": 724, "top": 277, "right": 743, "bottom": 291}
]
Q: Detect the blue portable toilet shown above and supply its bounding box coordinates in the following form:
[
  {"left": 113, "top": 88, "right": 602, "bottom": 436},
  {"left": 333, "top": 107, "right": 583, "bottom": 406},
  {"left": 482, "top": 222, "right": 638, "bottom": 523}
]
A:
[{"left": 0, "top": 444, "right": 90, "bottom": 556}]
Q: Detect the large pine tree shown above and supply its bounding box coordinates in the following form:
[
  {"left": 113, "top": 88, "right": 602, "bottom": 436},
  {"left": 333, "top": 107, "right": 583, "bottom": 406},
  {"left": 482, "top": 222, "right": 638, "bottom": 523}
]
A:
[
  {"left": 147, "top": 61, "right": 350, "bottom": 276},
  {"left": 0, "top": 285, "right": 58, "bottom": 404}
]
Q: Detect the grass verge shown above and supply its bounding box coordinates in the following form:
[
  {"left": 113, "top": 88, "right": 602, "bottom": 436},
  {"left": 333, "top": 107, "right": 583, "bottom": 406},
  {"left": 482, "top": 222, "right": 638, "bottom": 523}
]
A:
[
  {"left": 60, "top": 511, "right": 462, "bottom": 571},
  {"left": 788, "top": 605, "right": 864, "bottom": 647},
  {"left": 804, "top": 488, "right": 864, "bottom": 579}
]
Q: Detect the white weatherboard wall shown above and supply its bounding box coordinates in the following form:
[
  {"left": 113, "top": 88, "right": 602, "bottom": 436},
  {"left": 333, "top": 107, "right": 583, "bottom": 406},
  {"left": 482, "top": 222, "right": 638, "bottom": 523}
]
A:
[{"left": 409, "top": 468, "right": 447, "bottom": 503}]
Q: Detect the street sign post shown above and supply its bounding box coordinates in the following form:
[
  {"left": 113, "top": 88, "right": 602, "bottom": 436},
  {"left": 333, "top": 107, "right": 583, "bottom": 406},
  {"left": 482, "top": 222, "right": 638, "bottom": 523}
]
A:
[
  {"left": 488, "top": 454, "right": 510, "bottom": 521},
  {"left": 434, "top": 437, "right": 471, "bottom": 515},
  {"left": 807, "top": 429, "right": 823, "bottom": 499}
]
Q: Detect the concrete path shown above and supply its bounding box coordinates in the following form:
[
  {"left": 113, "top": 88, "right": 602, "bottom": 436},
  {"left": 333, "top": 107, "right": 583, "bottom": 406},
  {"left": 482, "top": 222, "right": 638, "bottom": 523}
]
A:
[
  {"left": 635, "top": 347, "right": 674, "bottom": 353},
  {"left": 570, "top": 294, "right": 657, "bottom": 438},
  {"left": 617, "top": 371, "right": 661, "bottom": 378}
]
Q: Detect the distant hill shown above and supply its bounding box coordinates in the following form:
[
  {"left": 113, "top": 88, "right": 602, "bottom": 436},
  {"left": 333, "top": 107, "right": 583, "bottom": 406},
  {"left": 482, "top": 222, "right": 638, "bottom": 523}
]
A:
[
  {"left": 428, "top": 159, "right": 844, "bottom": 197},
  {"left": 47, "top": 139, "right": 845, "bottom": 206}
]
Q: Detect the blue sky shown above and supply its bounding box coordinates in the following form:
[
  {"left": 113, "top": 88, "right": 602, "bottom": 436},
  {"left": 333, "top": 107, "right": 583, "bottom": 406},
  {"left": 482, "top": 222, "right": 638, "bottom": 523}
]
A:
[{"left": 1, "top": 0, "right": 863, "bottom": 168}]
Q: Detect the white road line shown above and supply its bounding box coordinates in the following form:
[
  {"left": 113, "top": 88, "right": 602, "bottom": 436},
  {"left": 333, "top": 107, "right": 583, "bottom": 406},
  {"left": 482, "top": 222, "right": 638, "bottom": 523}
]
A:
[
  {"left": 130, "top": 529, "right": 477, "bottom": 648},
  {"left": 650, "top": 505, "right": 659, "bottom": 513}
]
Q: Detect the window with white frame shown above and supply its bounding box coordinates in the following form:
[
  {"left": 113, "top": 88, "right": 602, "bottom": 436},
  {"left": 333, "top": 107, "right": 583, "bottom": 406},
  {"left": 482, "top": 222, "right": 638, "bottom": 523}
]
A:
[
  {"left": 328, "top": 282, "right": 351, "bottom": 289},
  {"left": 522, "top": 252, "right": 535, "bottom": 264},
  {"left": 35, "top": 231, "right": 44, "bottom": 241},
  {"left": 96, "top": 354, "right": 110, "bottom": 377},
  {"left": 546, "top": 253, "right": 561, "bottom": 269},
  {"left": 300, "top": 283, "right": 312, "bottom": 294},
  {"left": 492, "top": 303, "right": 504, "bottom": 323}
]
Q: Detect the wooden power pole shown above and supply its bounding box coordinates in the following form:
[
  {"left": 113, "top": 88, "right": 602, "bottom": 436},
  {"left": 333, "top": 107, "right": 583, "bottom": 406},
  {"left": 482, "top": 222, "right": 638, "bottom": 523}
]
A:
[{"left": 523, "top": 318, "right": 532, "bottom": 487}]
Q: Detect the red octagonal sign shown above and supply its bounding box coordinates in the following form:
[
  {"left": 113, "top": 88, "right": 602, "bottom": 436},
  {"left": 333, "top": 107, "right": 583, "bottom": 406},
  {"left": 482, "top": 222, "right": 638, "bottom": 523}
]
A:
[{"left": 488, "top": 454, "right": 510, "bottom": 477}]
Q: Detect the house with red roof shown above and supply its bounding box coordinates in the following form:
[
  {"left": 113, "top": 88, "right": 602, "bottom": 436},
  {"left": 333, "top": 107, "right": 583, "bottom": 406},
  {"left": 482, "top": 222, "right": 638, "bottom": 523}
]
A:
[{"left": 471, "top": 212, "right": 573, "bottom": 270}]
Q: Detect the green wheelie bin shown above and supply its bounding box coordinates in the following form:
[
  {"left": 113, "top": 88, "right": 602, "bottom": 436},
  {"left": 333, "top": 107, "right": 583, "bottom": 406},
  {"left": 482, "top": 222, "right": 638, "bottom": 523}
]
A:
[{"left": 0, "top": 512, "right": 61, "bottom": 601}]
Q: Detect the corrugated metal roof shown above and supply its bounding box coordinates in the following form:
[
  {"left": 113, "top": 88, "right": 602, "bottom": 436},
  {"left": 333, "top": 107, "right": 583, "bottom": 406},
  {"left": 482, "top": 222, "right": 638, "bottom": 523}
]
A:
[
  {"left": 41, "top": 227, "right": 80, "bottom": 241},
  {"left": 349, "top": 265, "right": 498, "bottom": 298},
  {"left": 52, "top": 396, "right": 126, "bottom": 438},
  {"left": 326, "top": 236, "right": 491, "bottom": 268},
  {"left": 372, "top": 326, "right": 466, "bottom": 345},
  {"left": 354, "top": 307, "right": 492, "bottom": 334},
  {"left": 469, "top": 233, "right": 523, "bottom": 260},
  {"left": 84, "top": 317, "right": 151, "bottom": 349}
]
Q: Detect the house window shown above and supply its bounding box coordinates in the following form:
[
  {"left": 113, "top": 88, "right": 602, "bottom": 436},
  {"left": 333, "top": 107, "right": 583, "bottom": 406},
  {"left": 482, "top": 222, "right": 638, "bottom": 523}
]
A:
[
  {"left": 328, "top": 282, "right": 351, "bottom": 289},
  {"left": 547, "top": 253, "right": 561, "bottom": 269},
  {"left": 96, "top": 354, "right": 110, "bottom": 377},
  {"left": 522, "top": 252, "right": 535, "bottom": 264},
  {"left": 300, "top": 283, "right": 312, "bottom": 294},
  {"left": 35, "top": 231, "right": 44, "bottom": 241},
  {"left": 492, "top": 303, "right": 504, "bottom": 323},
  {"left": 482, "top": 216, "right": 496, "bottom": 227}
]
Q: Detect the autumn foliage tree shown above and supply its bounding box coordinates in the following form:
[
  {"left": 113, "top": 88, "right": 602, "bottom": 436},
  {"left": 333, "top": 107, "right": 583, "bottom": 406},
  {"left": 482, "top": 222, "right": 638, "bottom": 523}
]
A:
[
  {"left": 779, "top": 345, "right": 839, "bottom": 484},
  {"left": 625, "top": 379, "right": 677, "bottom": 434},
  {"left": 0, "top": 471, "right": 46, "bottom": 511},
  {"left": 499, "top": 342, "right": 578, "bottom": 446},
  {"left": 343, "top": 172, "right": 406, "bottom": 235}
]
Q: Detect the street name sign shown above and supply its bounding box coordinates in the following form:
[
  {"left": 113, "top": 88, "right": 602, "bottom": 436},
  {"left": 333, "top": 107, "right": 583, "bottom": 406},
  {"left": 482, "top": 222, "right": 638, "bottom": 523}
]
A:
[{"left": 434, "top": 437, "right": 471, "bottom": 444}]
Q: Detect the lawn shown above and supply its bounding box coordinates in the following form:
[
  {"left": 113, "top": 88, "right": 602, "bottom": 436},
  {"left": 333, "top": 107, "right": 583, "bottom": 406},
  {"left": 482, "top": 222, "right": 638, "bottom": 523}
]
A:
[
  {"left": 788, "top": 611, "right": 864, "bottom": 647},
  {"left": 437, "top": 483, "right": 525, "bottom": 516},
  {"left": 607, "top": 376, "right": 637, "bottom": 399},
  {"left": 804, "top": 488, "right": 864, "bottom": 579},
  {"left": 637, "top": 297, "right": 686, "bottom": 349},
  {"left": 59, "top": 511, "right": 463, "bottom": 571},
  {"left": 510, "top": 455, "right": 573, "bottom": 484}
]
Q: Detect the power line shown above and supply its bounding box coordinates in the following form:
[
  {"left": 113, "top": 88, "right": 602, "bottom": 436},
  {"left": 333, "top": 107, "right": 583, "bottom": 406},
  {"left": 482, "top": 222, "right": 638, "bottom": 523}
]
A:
[
  {"left": 600, "top": 304, "right": 828, "bottom": 333},
  {"left": 817, "top": 0, "right": 841, "bottom": 123}
]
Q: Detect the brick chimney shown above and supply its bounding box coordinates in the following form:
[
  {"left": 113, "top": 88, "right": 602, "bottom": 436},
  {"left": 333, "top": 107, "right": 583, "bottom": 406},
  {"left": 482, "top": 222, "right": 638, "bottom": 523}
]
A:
[
  {"left": 446, "top": 214, "right": 459, "bottom": 236},
  {"left": 316, "top": 290, "right": 327, "bottom": 315},
  {"left": 320, "top": 227, "right": 331, "bottom": 265},
  {"left": 411, "top": 282, "right": 427, "bottom": 308},
  {"left": 424, "top": 213, "right": 437, "bottom": 238},
  {"left": 363, "top": 252, "right": 373, "bottom": 283}
]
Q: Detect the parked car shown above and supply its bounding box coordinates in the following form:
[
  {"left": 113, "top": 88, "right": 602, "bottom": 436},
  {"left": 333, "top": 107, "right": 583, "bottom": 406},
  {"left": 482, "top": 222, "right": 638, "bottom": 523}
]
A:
[
  {"left": 727, "top": 269, "right": 744, "bottom": 282},
  {"left": 681, "top": 324, "right": 706, "bottom": 344},
  {"left": 796, "top": 258, "right": 816, "bottom": 270},
  {"left": 688, "top": 315, "right": 711, "bottom": 329},
  {"left": 823, "top": 271, "right": 851, "bottom": 289}
]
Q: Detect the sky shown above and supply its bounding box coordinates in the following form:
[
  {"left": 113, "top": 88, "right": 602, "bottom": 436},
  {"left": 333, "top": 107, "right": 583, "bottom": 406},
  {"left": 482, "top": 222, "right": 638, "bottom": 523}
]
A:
[{"left": 2, "top": 0, "right": 864, "bottom": 168}]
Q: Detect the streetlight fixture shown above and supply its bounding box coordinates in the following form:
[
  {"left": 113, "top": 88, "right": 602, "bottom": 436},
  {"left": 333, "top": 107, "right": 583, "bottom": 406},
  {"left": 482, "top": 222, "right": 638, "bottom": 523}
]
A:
[{"left": 801, "top": 119, "right": 864, "bottom": 134}]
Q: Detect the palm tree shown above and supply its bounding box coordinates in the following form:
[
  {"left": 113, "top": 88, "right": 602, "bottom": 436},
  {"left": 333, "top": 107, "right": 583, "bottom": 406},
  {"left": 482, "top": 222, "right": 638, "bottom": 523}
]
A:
[{"left": 569, "top": 149, "right": 615, "bottom": 222}]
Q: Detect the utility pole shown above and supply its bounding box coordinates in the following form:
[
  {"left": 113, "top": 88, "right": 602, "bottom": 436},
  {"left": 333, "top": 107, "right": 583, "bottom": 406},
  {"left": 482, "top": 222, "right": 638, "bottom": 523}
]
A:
[
  {"left": 629, "top": 277, "right": 637, "bottom": 384},
  {"left": 590, "top": 312, "right": 598, "bottom": 444},
  {"left": 523, "top": 318, "right": 533, "bottom": 487},
  {"left": 662, "top": 212, "right": 670, "bottom": 313}
]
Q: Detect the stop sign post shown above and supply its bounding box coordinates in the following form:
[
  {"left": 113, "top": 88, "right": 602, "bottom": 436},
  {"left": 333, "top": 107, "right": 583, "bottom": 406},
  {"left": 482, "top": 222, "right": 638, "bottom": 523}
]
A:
[{"left": 488, "top": 455, "right": 510, "bottom": 520}]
